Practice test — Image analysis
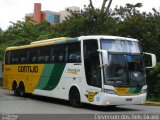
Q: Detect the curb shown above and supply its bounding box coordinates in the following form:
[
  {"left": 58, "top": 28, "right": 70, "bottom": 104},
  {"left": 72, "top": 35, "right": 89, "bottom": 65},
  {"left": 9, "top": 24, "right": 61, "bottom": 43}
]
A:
[{"left": 144, "top": 101, "right": 160, "bottom": 106}]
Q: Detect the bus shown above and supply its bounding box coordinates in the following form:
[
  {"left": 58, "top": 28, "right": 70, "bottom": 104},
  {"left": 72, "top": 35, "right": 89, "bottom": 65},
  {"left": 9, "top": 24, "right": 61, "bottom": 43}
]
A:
[{"left": 3, "top": 36, "right": 156, "bottom": 107}]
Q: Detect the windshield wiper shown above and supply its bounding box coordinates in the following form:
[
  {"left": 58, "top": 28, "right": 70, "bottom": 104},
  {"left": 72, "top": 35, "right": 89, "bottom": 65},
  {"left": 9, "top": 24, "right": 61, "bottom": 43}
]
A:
[{"left": 129, "top": 72, "right": 141, "bottom": 86}]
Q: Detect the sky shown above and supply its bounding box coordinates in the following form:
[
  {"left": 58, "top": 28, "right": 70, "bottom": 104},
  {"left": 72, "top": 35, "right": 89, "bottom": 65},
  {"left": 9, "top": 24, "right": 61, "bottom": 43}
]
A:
[{"left": 0, "top": 0, "right": 160, "bottom": 30}]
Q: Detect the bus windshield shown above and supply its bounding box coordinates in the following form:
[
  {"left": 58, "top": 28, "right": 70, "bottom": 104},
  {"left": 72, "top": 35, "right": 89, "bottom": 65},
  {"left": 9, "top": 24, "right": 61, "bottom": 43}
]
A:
[
  {"left": 101, "top": 39, "right": 141, "bottom": 53},
  {"left": 101, "top": 39, "right": 146, "bottom": 87}
]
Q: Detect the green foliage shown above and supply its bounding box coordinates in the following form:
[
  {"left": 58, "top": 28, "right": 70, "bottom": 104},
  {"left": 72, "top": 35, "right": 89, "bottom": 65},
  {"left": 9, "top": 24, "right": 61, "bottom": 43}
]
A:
[
  {"left": 147, "top": 63, "right": 160, "bottom": 97},
  {"left": 0, "top": 18, "right": 55, "bottom": 60},
  {"left": 147, "top": 97, "right": 160, "bottom": 102},
  {"left": 54, "top": 7, "right": 117, "bottom": 37}
]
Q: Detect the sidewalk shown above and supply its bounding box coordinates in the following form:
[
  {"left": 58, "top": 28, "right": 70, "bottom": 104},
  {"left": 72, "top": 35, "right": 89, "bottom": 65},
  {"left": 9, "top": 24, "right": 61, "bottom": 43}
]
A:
[{"left": 144, "top": 101, "right": 160, "bottom": 106}]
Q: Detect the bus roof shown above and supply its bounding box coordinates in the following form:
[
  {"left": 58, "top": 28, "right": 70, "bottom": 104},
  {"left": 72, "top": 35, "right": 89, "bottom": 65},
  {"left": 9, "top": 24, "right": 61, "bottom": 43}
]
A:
[
  {"left": 6, "top": 37, "right": 78, "bottom": 51},
  {"left": 78, "top": 35, "right": 138, "bottom": 42},
  {"left": 6, "top": 35, "right": 138, "bottom": 51}
]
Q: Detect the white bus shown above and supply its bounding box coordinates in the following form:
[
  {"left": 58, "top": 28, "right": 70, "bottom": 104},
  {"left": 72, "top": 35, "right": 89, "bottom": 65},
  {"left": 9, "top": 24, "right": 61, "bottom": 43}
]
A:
[{"left": 4, "top": 36, "right": 156, "bottom": 107}]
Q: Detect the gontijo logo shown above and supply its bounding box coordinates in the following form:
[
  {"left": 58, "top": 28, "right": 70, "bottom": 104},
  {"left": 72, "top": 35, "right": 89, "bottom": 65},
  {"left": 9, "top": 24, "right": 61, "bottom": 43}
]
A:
[{"left": 18, "top": 66, "right": 38, "bottom": 73}]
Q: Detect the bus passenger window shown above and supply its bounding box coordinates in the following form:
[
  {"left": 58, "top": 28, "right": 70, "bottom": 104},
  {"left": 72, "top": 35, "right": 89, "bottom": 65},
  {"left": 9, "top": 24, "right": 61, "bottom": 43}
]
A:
[
  {"left": 67, "top": 42, "right": 81, "bottom": 63},
  {"left": 38, "top": 46, "right": 51, "bottom": 63},
  {"left": 21, "top": 57, "right": 26, "bottom": 63},
  {"left": 12, "top": 58, "right": 18, "bottom": 63},
  {"left": 68, "top": 53, "right": 80, "bottom": 62},
  {"left": 5, "top": 51, "right": 11, "bottom": 64},
  {"left": 58, "top": 55, "right": 63, "bottom": 61},
  {"left": 51, "top": 56, "right": 56, "bottom": 62},
  {"left": 45, "top": 56, "right": 49, "bottom": 62},
  {"left": 29, "top": 48, "right": 38, "bottom": 63},
  {"left": 53, "top": 44, "right": 66, "bottom": 63},
  {"left": 11, "top": 50, "right": 19, "bottom": 64},
  {"left": 32, "top": 57, "right": 37, "bottom": 62},
  {"left": 19, "top": 49, "right": 28, "bottom": 64}
]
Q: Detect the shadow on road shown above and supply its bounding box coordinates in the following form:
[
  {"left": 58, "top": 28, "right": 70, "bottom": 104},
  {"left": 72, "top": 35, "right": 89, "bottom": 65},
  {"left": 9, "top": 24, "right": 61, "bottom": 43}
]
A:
[
  {"left": 1, "top": 88, "right": 143, "bottom": 112},
  {"left": 24, "top": 94, "right": 142, "bottom": 112}
]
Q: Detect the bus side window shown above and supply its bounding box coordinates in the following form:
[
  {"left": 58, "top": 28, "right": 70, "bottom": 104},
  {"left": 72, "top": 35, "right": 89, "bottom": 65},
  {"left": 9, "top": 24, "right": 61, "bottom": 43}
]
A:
[
  {"left": 51, "top": 46, "right": 57, "bottom": 63},
  {"left": 19, "top": 49, "right": 28, "bottom": 64},
  {"left": 58, "top": 54, "right": 64, "bottom": 62},
  {"left": 53, "top": 44, "right": 66, "bottom": 63},
  {"left": 11, "top": 50, "right": 19, "bottom": 64},
  {"left": 32, "top": 57, "right": 37, "bottom": 62},
  {"left": 29, "top": 48, "right": 38, "bottom": 63},
  {"left": 67, "top": 42, "right": 81, "bottom": 63},
  {"left": 5, "top": 51, "right": 11, "bottom": 64},
  {"left": 38, "top": 46, "right": 51, "bottom": 63}
]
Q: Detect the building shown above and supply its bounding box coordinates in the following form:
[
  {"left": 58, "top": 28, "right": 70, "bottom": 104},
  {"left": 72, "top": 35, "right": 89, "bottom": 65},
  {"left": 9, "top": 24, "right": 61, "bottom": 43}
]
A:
[
  {"left": 25, "top": 3, "right": 80, "bottom": 24},
  {"left": 59, "top": 6, "right": 80, "bottom": 22},
  {"left": 25, "top": 3, "right": 60, "bottom": 24}
]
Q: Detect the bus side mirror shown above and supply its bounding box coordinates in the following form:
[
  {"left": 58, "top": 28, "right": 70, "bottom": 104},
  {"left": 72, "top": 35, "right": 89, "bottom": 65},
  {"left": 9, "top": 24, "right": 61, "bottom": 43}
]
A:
[
  {"left": 143, "top": 52, "right": 156, "bottom": 69},
  {"left": 98, "top": 49, "right": 108, "bottom": 67}
]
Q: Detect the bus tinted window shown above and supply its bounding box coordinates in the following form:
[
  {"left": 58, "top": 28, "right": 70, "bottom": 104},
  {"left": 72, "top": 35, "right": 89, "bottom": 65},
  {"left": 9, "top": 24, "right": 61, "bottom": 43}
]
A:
[
  {"left": 29, "top": 48, "right": 38, "bottom": 63},
  {"left": 6, "top": 42, "right": 81, "bottom": 64},
  {"left": 5, "top": 51, "right": 11, "bottom": 64},
  {"left": 19, "top": 49, "right": 28, "bottom": 64},
  {"left": 51, "top": 44, "right": 66, "bottom": 63},
  {"left": 38, "top": 46, "right": 51, "bottom": 63},
  {"left": 67, "top": 42, "right": 81, "bottom": 63},
  {"left": 11, "top": 50, "right": 19, "bottom": 64}
]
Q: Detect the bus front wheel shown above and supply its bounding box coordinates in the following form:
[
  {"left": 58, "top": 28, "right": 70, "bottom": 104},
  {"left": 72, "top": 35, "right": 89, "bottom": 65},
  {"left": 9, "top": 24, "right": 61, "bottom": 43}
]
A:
[{"left": 69, "top": 87, "right": 82, "bottom": 107}]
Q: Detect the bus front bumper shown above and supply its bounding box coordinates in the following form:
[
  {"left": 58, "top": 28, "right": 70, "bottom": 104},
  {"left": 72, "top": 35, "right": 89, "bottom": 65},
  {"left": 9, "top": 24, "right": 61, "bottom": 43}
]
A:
[{"left": 96, "top": 93, "right": 147, "bottom": 106}]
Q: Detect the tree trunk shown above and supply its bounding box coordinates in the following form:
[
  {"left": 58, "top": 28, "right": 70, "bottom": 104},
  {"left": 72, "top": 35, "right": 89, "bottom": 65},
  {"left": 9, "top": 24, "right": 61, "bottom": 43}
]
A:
[
  {"left": 101, "top": 0, "right": 108, "bottom": 13},
  {"left": 106, "top": 0, "right": 113, "bottom": 14},
  {"left": 88, "top": 0, "right": 113, "bottom": 14},
  {"left": 89, "top": 0, "right": 94, "bottom": 9}
]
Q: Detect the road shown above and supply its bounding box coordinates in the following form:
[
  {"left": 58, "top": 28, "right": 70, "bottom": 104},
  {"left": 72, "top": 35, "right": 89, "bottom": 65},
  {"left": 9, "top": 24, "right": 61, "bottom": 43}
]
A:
[{"left": 0, "top": 88, "right": 160, "bottom": 120}]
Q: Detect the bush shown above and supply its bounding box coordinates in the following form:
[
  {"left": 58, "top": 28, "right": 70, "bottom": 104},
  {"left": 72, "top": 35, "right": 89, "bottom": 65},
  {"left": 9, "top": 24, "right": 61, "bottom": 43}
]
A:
[{"left": 147, "top": 63, "right": 160, "bottom": 97}]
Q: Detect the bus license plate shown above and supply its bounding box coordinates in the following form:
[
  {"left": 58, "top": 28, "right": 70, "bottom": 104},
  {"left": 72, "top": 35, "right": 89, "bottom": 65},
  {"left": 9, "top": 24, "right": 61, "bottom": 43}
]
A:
[{"left": 126, "top": 98, "right": 132, "bottom": 101}]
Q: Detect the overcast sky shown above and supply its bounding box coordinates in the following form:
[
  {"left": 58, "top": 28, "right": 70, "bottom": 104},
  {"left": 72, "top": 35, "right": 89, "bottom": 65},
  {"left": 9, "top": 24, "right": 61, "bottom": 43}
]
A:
[{"left": 0, "top": 0, "right": 160, "bottom": 30}]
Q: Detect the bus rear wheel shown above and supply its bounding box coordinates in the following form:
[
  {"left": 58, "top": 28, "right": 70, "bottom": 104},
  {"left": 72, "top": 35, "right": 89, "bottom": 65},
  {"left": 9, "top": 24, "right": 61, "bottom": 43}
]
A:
[
  {"left": 69, "top": 87, "right": 82, "bottom": 107},
  {"left": 19, "top": 83, "right": 25, "bottom": 97},
  {"left": 12, "top": 82, "right": 19, "bottom": 96}
]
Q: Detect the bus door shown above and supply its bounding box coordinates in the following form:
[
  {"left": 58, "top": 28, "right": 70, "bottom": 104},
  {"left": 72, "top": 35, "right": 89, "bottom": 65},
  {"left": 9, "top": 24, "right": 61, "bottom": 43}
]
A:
[{"left": 83, "top": 40, "right": 102, "bottom": 93}]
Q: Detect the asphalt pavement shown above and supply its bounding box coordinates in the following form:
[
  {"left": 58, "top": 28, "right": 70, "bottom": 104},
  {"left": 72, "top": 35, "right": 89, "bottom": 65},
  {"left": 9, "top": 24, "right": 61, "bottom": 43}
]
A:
[{"left": 0, "top": 88, "right": 160, "bottom": 120}]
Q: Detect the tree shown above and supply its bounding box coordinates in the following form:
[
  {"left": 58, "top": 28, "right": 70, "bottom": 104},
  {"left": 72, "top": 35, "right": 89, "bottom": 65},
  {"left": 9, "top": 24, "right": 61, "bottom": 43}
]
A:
[
  {"left": 0, "top": 18, "right": 55, "bottom": 60},
  {"left": 148, "top": 63, "right": 160, "bottom": 97},
  {"left": 54, "top": 0, "right": 116, "bottom": 36},
  {"left": 89, "top": 0, "right": 113, "bottom": 14}
]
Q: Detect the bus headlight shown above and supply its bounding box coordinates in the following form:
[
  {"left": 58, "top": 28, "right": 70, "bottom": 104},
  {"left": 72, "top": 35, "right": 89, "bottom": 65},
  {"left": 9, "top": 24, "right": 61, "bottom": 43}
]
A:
[
  {"left": 103, "top": 89, "right": 116, "bottom": 94},
  {"left": 141, "top": 89, "right": 147, "bottom": 94}
]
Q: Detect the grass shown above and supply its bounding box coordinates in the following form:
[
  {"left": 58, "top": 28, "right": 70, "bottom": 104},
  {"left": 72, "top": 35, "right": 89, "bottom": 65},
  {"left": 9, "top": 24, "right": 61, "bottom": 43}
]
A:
[{"left": 147, "top": 97, "right": 160, "bottom": 102}]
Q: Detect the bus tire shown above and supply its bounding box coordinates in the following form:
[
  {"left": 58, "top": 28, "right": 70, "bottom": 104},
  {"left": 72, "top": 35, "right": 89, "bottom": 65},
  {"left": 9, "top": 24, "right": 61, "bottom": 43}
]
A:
[
  {"left": 19, "top": 82, "right": 25, "bottom": 97},
  {"left": 12, "top": 81, "right": 18, "bottom": 96},
  {"left": 69, "top": 87, "right": 82, "bottom": 107}
]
